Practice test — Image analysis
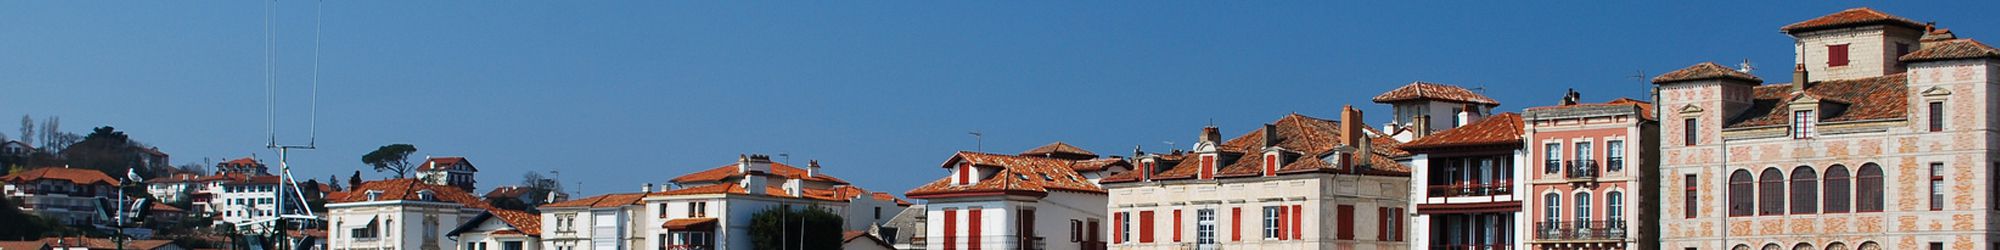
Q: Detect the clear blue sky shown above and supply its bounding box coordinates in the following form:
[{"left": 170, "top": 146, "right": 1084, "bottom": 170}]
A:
[{"left": 1, "top": 2, "right": 1991, "bottom": 198}]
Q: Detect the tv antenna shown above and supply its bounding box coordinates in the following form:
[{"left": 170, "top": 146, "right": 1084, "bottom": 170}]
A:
[
  {"left": 252, "top": 1, "right": 331, "bottom": 249},
  {"left": 1737, "top": 59, "right": 1756, "bottom": 73},
  {"left": 967, "top": 131, "right": 983, "bottom": 152}
]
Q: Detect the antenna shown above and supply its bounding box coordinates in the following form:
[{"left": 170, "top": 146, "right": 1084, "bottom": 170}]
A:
[
  {"left": 1162, "top": 140, "right": 1176, "bottom": 151},
  {"left": 1737, "top": 59, "right": 1756, "bottom": 73},
  {"left": 1629, "top": 70, "right": 1649, "bottom": 97},
  {"left": 967, "top": 131, "right": 983, "bottom": 152},
  {"left": 254, "top": 1, "right": 332, "bottom": 249}
]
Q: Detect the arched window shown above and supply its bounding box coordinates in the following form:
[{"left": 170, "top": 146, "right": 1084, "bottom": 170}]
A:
[
  {"left": 1857, "top": 241, "right": 1881, "bottom": 250},
  {"left": 1763, "top": 243, "right": 1782, "bottom": 250},
  {"left": 1759, "top": 168, "right": 1786, "bottom": 215},
  {"left": 1824, "top": 165, "right": 1851, "bottom": 213},
  {"left": 1791, "top": 166, "right": 1818, "bottom": 214},
  {"left": 1543, "top": 193, "right": 1561, "bottom": 223},
  {"left": 1733, "top": 244, "right": 1750, "bottom": 250},
  {"left": 1606, "top": 191, "right": 1624, "bottom": 222},
  {"left": 1575, "top": 192, "right": 1593, "bottom": 224},
  {"left": 1826, "top": 242, "right": 1848, "bottom": 250},
  {"left": 1728, "top": 169, "right": 1754, "bottom": 216},
  {"left": 1858, "top": 164, "right": 1885, "bottom": 212},
  {"left": 1794, "top": 243, "right": 1815, "bottom": 250}
]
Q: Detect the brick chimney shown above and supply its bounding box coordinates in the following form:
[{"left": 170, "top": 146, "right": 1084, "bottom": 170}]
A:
[
  {"left": 1199, "top": 126, "right": 1221, "bottom": 145},
  {"left": 1262, "top": 123, "right": 1280, "bottom": 149},
  {"left": 1340, "top": 105, "right": 1366, "bottom": 169},
  {"left": 1793, "top": 64, "right": 1810, "bottom": 93}
]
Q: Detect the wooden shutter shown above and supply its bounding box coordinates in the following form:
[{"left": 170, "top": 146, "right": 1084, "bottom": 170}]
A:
[
  {"left": 1336, "top": 205, "right": 1355, "bottom": 240},
  {"left": 1829, "top": 44, "right": 1850, "bottom": 66}
]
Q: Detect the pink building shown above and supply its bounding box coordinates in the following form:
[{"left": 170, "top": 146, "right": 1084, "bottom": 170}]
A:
[{"left": 1523, "top": 96, "right": 1659, "bottom": 250}]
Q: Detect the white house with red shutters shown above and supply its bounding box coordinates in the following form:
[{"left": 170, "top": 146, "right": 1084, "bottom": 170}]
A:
[{"left": 905, "top": 144, "right": 1128, "bottom": 250}]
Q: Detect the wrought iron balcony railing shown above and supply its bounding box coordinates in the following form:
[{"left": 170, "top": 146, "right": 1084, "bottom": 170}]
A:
[
  {"left": 1534, "top": 220, "right": 1627, "bottom": 241},
  {"left": 1426, "top": 181, "right": 1512, "bottom": 197},
  {"left": 1564, "top": 160, "right": 1598, "bottom": 181}
]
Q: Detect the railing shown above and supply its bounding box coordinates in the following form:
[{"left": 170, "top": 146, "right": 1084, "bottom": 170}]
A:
[
  {"left": 1020, "top": 236, "right": 1045, "bottom": 250},
  {"left": 1605, "top": 157, "right": 1624, "bottom": 172},
  {"left": 1564, "top": 160, "right": 1598, "bottom": 181},
  {"left": 1426, "top": 181, "right": 1512, "bottom": 197},
  {"left": 1533, "top": 220, "right": 1627, "bottom": 241},
  {"left": 1430, "top": 245, "right": 1516, "bottom": 250},
  {"left": 1543, "top": 160, "right": 1561, "bottom": 174},
  {"left": 664, "top": 246, "right": 710, "bottom": 250}
]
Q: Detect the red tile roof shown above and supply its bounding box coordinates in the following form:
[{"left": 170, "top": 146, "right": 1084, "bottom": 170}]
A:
[
  {"left": 1103, "top": 113, "right": 1409, "bottom": 183},
  {"left": 669, "top": 161, "right": 849, "bottom": 185},
  {"left": 143, "top": 173, "right": 203, "bottom": 184},
  {"left": 540, "top": 192, "right": 647, "bottom": 208},
  {"left": 648, "top": 182, "right": 857, "bottom": 202},
  {"left": 662, "top": 218, "right": 717, "bottom": 230},
  {"left": 220, "top": 157, "right": 261, "bottom": 166},
  {"left": 1901, "top": 39, "right": 2000, "bottom": 62},
  {"left": 488, "top": 209, "right": 542, "bottom": 236},
  {"left": 905, "top": 152, "right": 1110, "bottom": 198},
  {"left": 416, "top": 157, "right": 475, "bottom": 172},
  {"left": 1019, "top": 142, "right": 1099, "bottom": 159},
  {"left": 1781, "top": 7, "right": 1925, "bottom": 33},
  {"left": 1398, "top": 113, "right": 1524, "bottom": 151},
  {"left": 328, "top": 178, "right": 490, "bottom": 209},
  {"left": 1067, "top": 158, "right": 1130, "bottom": 173},
  {"left": 1372, "top": 82, "right": 1501, "bottom": 105},
  {"left": 484, "top": 186, "right": 535, "bottom": 199},
  {"left": 1652, "top": 62, "right": 1763, "bottom": 84},
  {"left": 1524, "top": 98, "right": 1656, "bottom": 120},
  {"left": 1726, "top": 73, "right": 1908, "bottom": 128},
  {"left": 0, "top": 167, "right": 119, "bottom": 186}
]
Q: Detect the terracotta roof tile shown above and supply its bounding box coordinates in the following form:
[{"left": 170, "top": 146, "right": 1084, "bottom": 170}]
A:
[
  {"left": 905, "top": 152, "right": 1109, "bottom": 197},
  {"left": 1652, "top": 62, "right": 1763, "bottom": 84},
  {"left": 1018, "top": 142, "right": 1098, "bottom": 159},
  {"left": 1, "top": 167, "right": 119, "bottom": 186},
  {"left": 1901, "top": 39, "right": 2000, "bottom": 62},
  {"left": 416, "top": 157, "right": 475, "bottom": 172},
  {"left": 1067, "top": 158, "right": 1130, "bottom": 173},
  {"left": 669, "top": 162, "right": 848, "bottom": 185},
  {"left": 540, "top": 192, "right": 646, "bottom": 208},
  {"left": 1725, "top": 74, "right": 1908, "bottom": 128},
  {"left": 1398, "top": 113, "right": 1524, "bottom": 150},
  {"left": 1525, "top": 98, "right": 1656, "bottom": 120},
  {"left": 488, "top": 209, "right": 542, "bottom": 236},
  {"left": 328, "top": 178, "right": 489, "bottom": 209},
  {"left": 1373, "top": 82, "right": 1501, "bottom": 105},
  {"left": 1105, "top": 113, "right": 1411, "bottom": 183},
  {"left": 1781, "top": 7, "right": 1924, "bottom": 33}
]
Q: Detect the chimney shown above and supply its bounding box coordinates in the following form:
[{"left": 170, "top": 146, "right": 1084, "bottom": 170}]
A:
[
  {"left": 642, "top": 183, "right": 654, "bottom": 193},
  {"left": 1262, "top": 123, "right": 1280, "bottom": 148},
  {"left": 1456, "top": 104, "right": 1478, "bottom": 127},
  {"left": 737, "top": 154, "right": 750, "bottom": 173},
  {"left": 783, "top": 178, "right": 803, "bottom": 197},
  {"left": 742, "top": 173, "right": 767, "bottom": 195},
  {"left": 1561, "top": 88, "right": 1580, "bottom": 106},
  {"left": 1340, "top": 105, "right": 1364, "bottom": 148},
  {"left": 1199, "top": 126, "right": 1221, "bottom": 145},
  {"left": 1792, "top": 64, "right": 1809, "bottom": 93},
  {"left": 807, "top": 160, "right": 821, "bottom": 177}
]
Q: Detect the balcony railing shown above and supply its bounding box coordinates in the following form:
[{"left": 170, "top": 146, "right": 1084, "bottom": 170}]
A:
[
  {"left": 1543, "top": 160, "right": 1561, "bottom": 174},
  {"left": 1426, "top": 181, "right": 1512, "bottom": 197},
  {"left": 1020, "top": 236, "right": 1045, "bottom": 250},
  {"left": 1606, "top": 157, "right": 1624, "bottom": 172},
  {"left": 1564, "top": 160, "right": 1598, "bottom": 181},
  {"left": 1534, "top": 220, "right": 1627, "bottom": 241}
]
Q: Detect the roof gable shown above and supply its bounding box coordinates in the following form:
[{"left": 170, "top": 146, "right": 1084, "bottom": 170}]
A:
[
  {"left": 1372, "top": 82, "right": 1501, "bottom": 105},
  {"left": 1653, "top": 62, "right": 1763, "bottom": 84},
  {"left": 1901, "top": 39, "right": 2000, "bottom": 62},
  {"left": 1781, "top": 7, "right": 1925, "bottom": 33},
  {"left": 905, "top": 152, "right": 1109, "bottom": 197},
  {"left": 1398, "top": 113, "right": 1525, "bottom": 150}
]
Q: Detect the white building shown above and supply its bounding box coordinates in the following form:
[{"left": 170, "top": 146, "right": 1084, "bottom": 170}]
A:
[
  {"left": 416, "top": 157, "right": 479, "bottom": 193},
  {"left": 327, "top": 178, "right": 492, "bottom": 250},
  {"left": 144, "top": 173, "right": 203, "bottom": 205},
  {"left": 447, "top": 209, "right": 542, "bottom": 250},
  {"left": 0, "top": 167, "right": 120, "bottom": 227},
  {"left": 905, "top": 148, "right": 1123, "bottom": 250},
  {"left": 639, "top": 155, "right": 908, "bottom": 250},
  {"left": 536, "top": 193, "right": 645, "bottom": 250}
]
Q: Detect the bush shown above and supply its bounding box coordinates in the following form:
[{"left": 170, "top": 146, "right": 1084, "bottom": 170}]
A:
[{"left": 746, "top": 205, "right": 842, "bottom": 250}]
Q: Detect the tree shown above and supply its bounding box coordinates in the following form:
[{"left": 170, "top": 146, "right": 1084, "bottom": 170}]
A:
[
  {"left": 360, "top": 144, "right": 417, "bottom": 178},
  {"left": 39, "top": 116, "right": 57, "bottom": 150},
  {"left": 747, "top": 205, "right": 842, "bottom": 250},
  {"left": 61, "top": 126, "right": 146, "bottom": 178},
  {"left": 349, "top": 171, "right": 363, "bottom": 188},
  {"left": 176, "top": 162, "right": 209, "bottom": 175},
  {"left": 17, "top": 115, "right": 30, "bottom": 146}
]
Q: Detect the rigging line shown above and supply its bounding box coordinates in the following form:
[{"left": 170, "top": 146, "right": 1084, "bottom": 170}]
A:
[
  {"left": 309, "top": 0, "right": 323, "bottom": 146},
  {"left": 263, "top": 0, "right": 272, "bottom": 145}
]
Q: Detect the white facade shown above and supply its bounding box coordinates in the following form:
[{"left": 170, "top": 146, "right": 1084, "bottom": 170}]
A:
[
  {"left": 923, "top": 191, "right": 1105, "bottom": 250},
  {"left": 329, "top": 199, "right": 484, "bottom": 250}
]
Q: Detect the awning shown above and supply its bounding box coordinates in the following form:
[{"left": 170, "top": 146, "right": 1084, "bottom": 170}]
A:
[{"left": 662, "top": 218, "right": 718, "bottom": 231}]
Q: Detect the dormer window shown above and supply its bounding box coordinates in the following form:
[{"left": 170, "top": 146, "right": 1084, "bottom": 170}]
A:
[
  {"left": 365, "top": 190, "right": 384, "bottom": 201},
  {"left": 416, "top": 190, "right": 437, "bottom": 202},
  {"left": 1263, "top": 154, "right": 1279, "bottom": 177},
  {"left": 955, "top": 162, "right": 973, "bottom": 185},
  {"left": 1198, "top": 155, "right": 1216, "bottom": 180},
  {"left": 1792, "top": 110, "right": 1817, "bottom": 139}
]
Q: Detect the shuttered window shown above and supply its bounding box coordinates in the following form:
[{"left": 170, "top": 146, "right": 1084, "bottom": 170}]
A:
[{"left": 1829, "top": 44, "right": 1850, "bottom": 67}]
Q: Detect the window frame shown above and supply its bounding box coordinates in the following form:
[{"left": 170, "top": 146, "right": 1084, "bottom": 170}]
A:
[
  {"left": 1930, "top": 101, "right": 1945, "bottom": 132},
  {"left": 1789, "top": 166, "right": 1818, "bottom": 214},
  {"left": 1261, "top": 206, "right": 1281, "bottom": 240},
  {"left": 1828, "top": 44, "right": 1851, "bottom": 67},
  {"left": 1728, "top": 170, "right": 1755, "bottom": 217},
  {"left": 1930, "top": 162, "right": 1946, "bottom": 211},
  {"left": 1685, "top": 174, "right": 1699, "bottom": 218},
  {"left": 1823, "top": 165, "right": 1851, "bottom": 213},
  {"left": 1684, "top": 118, "right": 1699, "bottom": 146},
  {"left": 1758, "top": 168, "right": 1786, "bottom": 215},
  {"left": 1857, "top": 164, "right": 1886, "bottom": 212},
  {"left": 1606, "top": 140, "right": 1625, "bottom": 171},
  {"left": 1792, "top": 110, "right": 1816, "bottom": 139}
]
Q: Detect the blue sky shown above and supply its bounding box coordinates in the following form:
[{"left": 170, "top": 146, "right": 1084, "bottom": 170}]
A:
[{"left": 0, "top": 1, "right": 1990, "bottom": 198}]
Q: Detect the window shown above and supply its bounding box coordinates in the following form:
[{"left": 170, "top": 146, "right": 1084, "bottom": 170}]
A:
[
  {"left": 503, "top": 242, "right": 522, "bottom": 250},
  {"left": 1118, "top": 211, "right": 1130, "bottom": 243},
  {"left": 1685, "top": 174, "right": 1700, "bottom": 218},
  {"left": 1172, "top": 209, "right": 1182, "bottom": 242},
  {"left": 1759, "top": 168, "right": 1785, "bottom": 215},
  {"left": 1606, "top": 140, "right": 1625, "bottom": 171},
  {"left": 1231, "top": 207, "right": 1241, "bottom": 241},
  {"left": 352, "top": 218, "right": 380, "bottom": 239},
  {"left": 1930, "top": 242, "right": 1943, "bottom": 250},
  {"left": 1684, "top": 119, "right": 1699, "bottom": 146},
  {"left": 944, "top": 209, "right": 958, "bottom": 249},
  {"left": 1544, "top": 143, "right": 1562, "bottom": 174},
  {"left": 1336, "top": 205, "right": 1355, "bottom": 240},
  {"left": 1196, "top": 209, "right": 1216, "bottom": 246},
  {"left": 1931, "top": 163, "right": 1946, "bottom": 211},
  {"left": 1930, "top": 102, "right": 1945, "bottom": 132},
  {"left": 1575, "top": 192, "right": 1593, "bottom": 224},
  {"left": 1263, "top": 155, "right": 1277, "bottom": 176},
  {"left": 1728, "top": 170, "right": 1754, "bottom": 216},
  {"left": 956, "top": 162, "right": 971, "bottom": 185},
  {"left": 1824, "top": 165, "right": 1851, "bottom": 213},
  {"left": 1858, "top": 164, "right": 1885, "bottom": 212},
  {"left": 1261, "top": 206, "right": 1281, "bottom": 240},
  {"left": 1607, "top": 191, "right": 1624, "bottom": 224},
  {"left": 1069, "top": 220, "right": 1082, "bottom": 242},
  {"left": 1791, "top": 167, "right": 1818, "bottom": 214},
  {"left": 1543, "top": 193, "right": 1561, "bottom": 223},
  {"left": 1829, "top": 44, "right": 1850, "bottom": 67},
  {"left": 1793, "top": 110, "right": 1816, "bottom": 139},
  {"left": 688, "top": 202, "right": 708, "bottom": 217}
]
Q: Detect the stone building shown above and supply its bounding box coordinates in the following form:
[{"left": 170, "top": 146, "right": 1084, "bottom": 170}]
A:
[
  {"left": 1523, "top": 97, "right": 1661, "bottom": 250},
  {"left": 1100, "top": 106, "right": 1412, "bottom": 250},
  {"left": 1654, "top": 7, "right": 2000, "bottom": 250}
]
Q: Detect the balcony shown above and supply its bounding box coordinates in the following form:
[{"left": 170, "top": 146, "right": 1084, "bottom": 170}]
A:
[
  {"left": 1426, "top": 181, "right": 1512, "bottom": 197},
  {"left": 1019, "top": 236, "right": 1044, "bottom": 250},
  {"left": 1534, "top": 220, "right": 1627, "bottom": 242},
  {"left": 1563, "top": 160, "right": 1598, "bottom": 182},
  {"left": 1429, "top": 245, "right": 1516, "bottom": 250}
]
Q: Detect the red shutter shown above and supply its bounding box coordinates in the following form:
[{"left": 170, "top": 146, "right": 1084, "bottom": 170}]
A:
[
  {"left": 1829, "top": 44, "right": 1850, "bottom": 67},
  {"left": 944, "top": 209, "right": 958, "bottom": 250},
  {"left": 1139, "top": 211, "right": 1154, "bottom": 243},
  {"left": 1336, "top": 205, "right": 1355, "bottom": 240},
  {"left": 1265, "top": 155, "right": 1277, "bottom": 176},
  {"left": 1276, "top": 206, "right": 1288, "bottom": 240},
  {"left": 1395, "top": 208, "right": 1405, "bottom": 241},
  {"left": 1112, "top": 212, "right": 1122, "bottom": 244},
  {"left": 1201, "top": 155, "right": 1217, "bottom": 179},
  {"left": 1377, "top": 208, "right": 1388, "bottom": 241},
  {"left": 1292, "top": 205, "right": 1302, "bottom": 240},
  {"left": 957, "top": 163, "right": 969, "bottom": 185},
  {"left": 1231, "top": 207, "right": 1242, "bottom": 241},
  {"left": 1173, "top": 209, "right": 1183, "bottom": 242},
  {"left": 968, "top": 209, "right": 982, "bottom": 250}
]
